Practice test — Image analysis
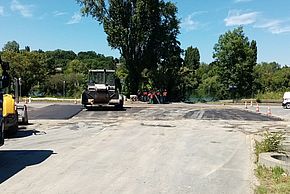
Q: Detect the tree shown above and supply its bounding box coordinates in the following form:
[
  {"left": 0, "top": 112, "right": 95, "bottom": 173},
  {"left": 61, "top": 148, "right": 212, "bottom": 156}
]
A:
[
  {"left": 253, "top": 62, "right": 280, "bottom": 93},
  {"left": 146, "top": 1, "right": 183, "bottom": 100},
  {"left": 213, "top": 26, "right": 257, "bottom": 99},
  {"left": 181, "top": 46, "right": 200, "bottom": 99},
  {"left": 24, "top": 46, "right": 30, "bottom": 52},
  {"left": 1, "top": 51, "right": 47, "bottom": 96},
  {"left": 2, "top": 40, "right": 20, "bottom": 53},
  {"left": 184, "top": 46, "right": 200, "bottom": 70},
  {"left": 77, "top": 0, "right": 182, "bottom": 96}
]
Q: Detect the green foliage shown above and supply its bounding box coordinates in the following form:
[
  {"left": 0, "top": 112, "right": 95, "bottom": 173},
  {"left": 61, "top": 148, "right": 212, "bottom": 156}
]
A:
[
  {"left": 181, "top": 46, "right": 200, "bottom": 99},
  {"left": 255, "top": 131, "right": 285, "bottom": 159},
  {"left": 255, "top": 165, "right": 290, "bottom": 194},
  {"left": 2, "top": 40, "right": 20, "bottom": 53},
  {"left": 251, "top": 62, "right": 290, "bottom": 100},
  {"left": 1, "top": 50, "right": 47, "bottom": 96},
  {"left": 255, "top": 91, "right": 284, "bottom": 100},
  {"left": 77, "top": 0, "right": 182, "bottom": 98},
  {"left": 213, "top": 26, "right": 257, "bottom": 99},
  {"left": 0, "top": 41, "right": 116, "bottom": 97},
  {"left": 184, "top": 46, "right": 200, "bottom": 70}
]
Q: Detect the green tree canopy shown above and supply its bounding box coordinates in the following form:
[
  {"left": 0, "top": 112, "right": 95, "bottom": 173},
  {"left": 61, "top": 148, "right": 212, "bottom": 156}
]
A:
[
  {"left": 77, "top": 0, "right": 182, "bottom": 97},
  {"left": 2, "top": 40, "right": 20, "bottom": 53},
  {"left": 184, "top": 46, "right": 200, "bottom": 70},
  {"left": 213, "top": 26, "right": 257, "bottom": 99}
]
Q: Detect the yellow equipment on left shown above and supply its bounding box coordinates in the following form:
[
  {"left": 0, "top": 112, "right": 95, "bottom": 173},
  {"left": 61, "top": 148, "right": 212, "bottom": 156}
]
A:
[
  {"left": 0, "top": 56, "right": 18, "bottom": 146},
  {"left": 3, "top": 94, "right": 18, "bottom": 135}
]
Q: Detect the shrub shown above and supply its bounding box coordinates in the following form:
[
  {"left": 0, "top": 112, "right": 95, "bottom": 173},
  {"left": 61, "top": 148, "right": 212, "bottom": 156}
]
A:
[{"left": 255, "top": 131, "right": 285, "bottom": 159}]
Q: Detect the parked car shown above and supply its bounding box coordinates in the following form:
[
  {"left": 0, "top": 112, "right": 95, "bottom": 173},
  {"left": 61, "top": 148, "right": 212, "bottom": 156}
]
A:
[{"left": 282, "top": 92, "right": 290, "bottom": 109}]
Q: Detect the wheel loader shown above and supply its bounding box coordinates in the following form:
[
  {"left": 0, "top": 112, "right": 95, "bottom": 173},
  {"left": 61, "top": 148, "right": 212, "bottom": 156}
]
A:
[
  {"left": 0, "top": 57, "right": 10, "bottom": 145},
  {"left": 81, "top": 69, "right": 124, "bottom": 110},
  {"left": 0, "top": 57, "right": 28, "bottom": 146}
]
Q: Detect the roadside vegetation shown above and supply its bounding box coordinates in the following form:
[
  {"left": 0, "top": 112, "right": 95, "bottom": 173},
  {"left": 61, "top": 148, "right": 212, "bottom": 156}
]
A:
[
  {"left": 255, "top": 131, "right": 286, "bottom": 159},
  {"left": 255, "top": 131, "right": 289, "bottom": 194},
  {"left": 255, "top": 165, "right": 290, "bottom": 194}
]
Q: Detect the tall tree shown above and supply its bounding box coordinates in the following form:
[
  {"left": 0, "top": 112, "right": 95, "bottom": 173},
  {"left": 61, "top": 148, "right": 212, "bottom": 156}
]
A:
[
  {"left": 1, "top": 51, "right": 47, "bottom": 96},
  {"left": 180, "top": 46, "right": 200, "bottom": 98},
  {"left": 184, "top": 46, "right": 200, "bottom": 70},
  {"left": 2, "top": 40, "right": 20, "bottom": 53},
  {"left": 213, "top": 26, "right": 257, "bottom": 99},
  {"left": 147, "top": 1, "right": 183, "bottom": 100},
  {"left": 77, "top": 0, "right": 182, "bottom": 95}
]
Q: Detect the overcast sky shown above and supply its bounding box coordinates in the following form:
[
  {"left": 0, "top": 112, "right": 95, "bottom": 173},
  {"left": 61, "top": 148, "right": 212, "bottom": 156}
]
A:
[{"left": 0, "top": 0, "right": 289, "bottom": 65}]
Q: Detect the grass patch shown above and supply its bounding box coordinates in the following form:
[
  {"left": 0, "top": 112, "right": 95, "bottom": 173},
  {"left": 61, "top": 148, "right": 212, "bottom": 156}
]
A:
[
  {"left": 255, "top": 131, "right": 289, "bottom": 193},
  {"left": 255, "top": 165, "right": 290, "bottom": 194},
  {"left": 256, "top": 91, "right": 284, "bottom": 100}
]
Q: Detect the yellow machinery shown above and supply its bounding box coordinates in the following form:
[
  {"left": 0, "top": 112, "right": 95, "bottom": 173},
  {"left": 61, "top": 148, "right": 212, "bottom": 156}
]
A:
[
  {"left": 3, "top": 94, "right": 18, "bottom": 135},
  {"left": 0, "top": 56, "right": 28, "bottom": 145},
  {"left": 0, "top": 56, "right": 10, "bottom": 145}
]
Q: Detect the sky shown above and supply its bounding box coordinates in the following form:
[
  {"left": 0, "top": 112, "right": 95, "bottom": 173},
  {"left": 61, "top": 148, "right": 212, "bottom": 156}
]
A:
[{"left": 0, "top": 0, "right": 289, "bottom": 65}]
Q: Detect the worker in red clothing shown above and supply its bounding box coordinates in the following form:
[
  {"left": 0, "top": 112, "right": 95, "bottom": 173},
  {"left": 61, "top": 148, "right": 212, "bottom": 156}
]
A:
[
  {"left": 162, "top": 89, "right": 168, "bottom": 104},
  {"left": 149, "top": 90, "right": 154, "bottom": 104},
  {"left": 143, "top": 90, "right": 148, "bottom": 102}
]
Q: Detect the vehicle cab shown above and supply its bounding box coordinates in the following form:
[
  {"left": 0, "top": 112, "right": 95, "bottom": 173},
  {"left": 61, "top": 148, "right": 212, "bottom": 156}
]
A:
[{"left": 282, "top": 92, "right": 290, "bottom": 109}]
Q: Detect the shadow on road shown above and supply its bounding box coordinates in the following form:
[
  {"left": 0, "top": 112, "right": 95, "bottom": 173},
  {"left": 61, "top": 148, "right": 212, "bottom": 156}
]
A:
[
  {"left": 5, "top": 128, "right": 45, "bottom": 139},
  {"left": 10, "top": 129, "right": 44, "bottom": 139},
  {"left": 0, "top": 150, "right": 54, "bottom": 183}
]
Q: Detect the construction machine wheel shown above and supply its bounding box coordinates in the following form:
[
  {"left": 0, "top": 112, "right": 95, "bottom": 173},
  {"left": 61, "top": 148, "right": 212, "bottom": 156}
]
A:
[
  {"left": 7, "top": 119, "right": 18, "bottom": 135},
  {"left": 5, "top": 113, "right": 18, "bottom": 136},
  {"left": 9, "top": 123, "right": 18, "bottom": 135},
  {"left": 115, "top": 100, "right": 124, "bottom": 110},
  {"left": 85, "top": 105, "right": 93, "bottom": 111},
  {"left": 0, "top": 120, "right": 4, "bottom": 146}
]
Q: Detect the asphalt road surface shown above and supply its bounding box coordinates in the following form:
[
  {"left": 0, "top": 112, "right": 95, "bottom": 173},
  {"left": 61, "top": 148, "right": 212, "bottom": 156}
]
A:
[
  {"left": 28, "top": 104, "right": 83, "bottom": 120},
  {"left": 0, "top": 103, "right": 285, "bottom": 193}
]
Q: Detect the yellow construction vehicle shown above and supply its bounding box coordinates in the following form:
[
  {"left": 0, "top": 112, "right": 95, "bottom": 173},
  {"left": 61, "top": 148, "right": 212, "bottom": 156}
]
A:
[
  {"left": 3, "top": 75, "right": 28, "bottom": 136},
  {"left": 3, "top": 94, "right": 18, "bottom": 135},
  {"left": 0, "top": 56, "right": 11, "bottom": 145},
  {"left": 0, "top": 56, "right": 28, "bottom": 145}
]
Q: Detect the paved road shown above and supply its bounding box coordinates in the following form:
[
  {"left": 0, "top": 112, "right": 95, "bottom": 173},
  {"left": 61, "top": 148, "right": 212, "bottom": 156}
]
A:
[
  {"left": 74, "top": 104, "right": 280, "bottom": 121},
  {"left": 28, "top": 104, "right": 83, "bottom": 120},
  {"left": 232, "top": 104, "right": 290, "bottom": 121},
  {"left": 0, "top": 103, "right": 285, "bottom": 193}
]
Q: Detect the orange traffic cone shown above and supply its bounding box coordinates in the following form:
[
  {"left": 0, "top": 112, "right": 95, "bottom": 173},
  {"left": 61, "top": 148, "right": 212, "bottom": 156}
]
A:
[
  {"left": 267, "top": 107, "right": 272, "bottom": 116},
  {"left": 256, "top": 103, "right": 260, "bottom": 113}
]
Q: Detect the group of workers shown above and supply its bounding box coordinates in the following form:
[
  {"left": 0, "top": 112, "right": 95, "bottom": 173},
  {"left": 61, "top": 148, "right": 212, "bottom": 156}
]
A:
[{"left": 137, "top": 89, "right": 168, "bottom": 104}]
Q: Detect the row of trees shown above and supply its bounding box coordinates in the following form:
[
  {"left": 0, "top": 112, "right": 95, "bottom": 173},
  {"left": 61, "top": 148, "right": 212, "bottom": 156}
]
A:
[
  {"left": 1, "top": 28, "right": 288, "bottom": 101},
  {"left": 77, "top": 0, "right": 267, "bottom": 101},
  {"left": 78, "top": 0, "right": 183, "bottom": 99},
  {"left": 0, "top": 0, "right": 288, "bottom": 101},
  {"left": 1, "top": 41, "right": 116, "bottom": 97}
]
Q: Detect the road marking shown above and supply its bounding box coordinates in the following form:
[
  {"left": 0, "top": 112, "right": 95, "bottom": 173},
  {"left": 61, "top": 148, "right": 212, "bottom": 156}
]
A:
[{"left": 197, "top": 110, "right": 205, "bottom": 119}]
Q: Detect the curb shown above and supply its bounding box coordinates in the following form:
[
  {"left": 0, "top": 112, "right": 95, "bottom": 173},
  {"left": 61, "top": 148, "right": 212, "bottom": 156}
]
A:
[{"left": 259, "top": 152, "right": 290, "bottom": 172}]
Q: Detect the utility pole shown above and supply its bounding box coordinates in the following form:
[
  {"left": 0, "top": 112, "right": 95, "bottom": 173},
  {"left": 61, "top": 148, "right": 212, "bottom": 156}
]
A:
[
  {"left": 19, "top": 78, "right": 21, "bottom": 100},
  {"left": 63, "top": 80, "right": 66, "bottom": 97}
]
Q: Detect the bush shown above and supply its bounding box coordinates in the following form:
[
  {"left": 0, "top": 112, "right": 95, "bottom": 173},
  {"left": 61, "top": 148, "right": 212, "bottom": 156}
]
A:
[
  {"left": 255, "top": 131, "right": 285, "bottom": 159},
  {"left": 255, "top": 91, "right": 284, "bottom": 100}
]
